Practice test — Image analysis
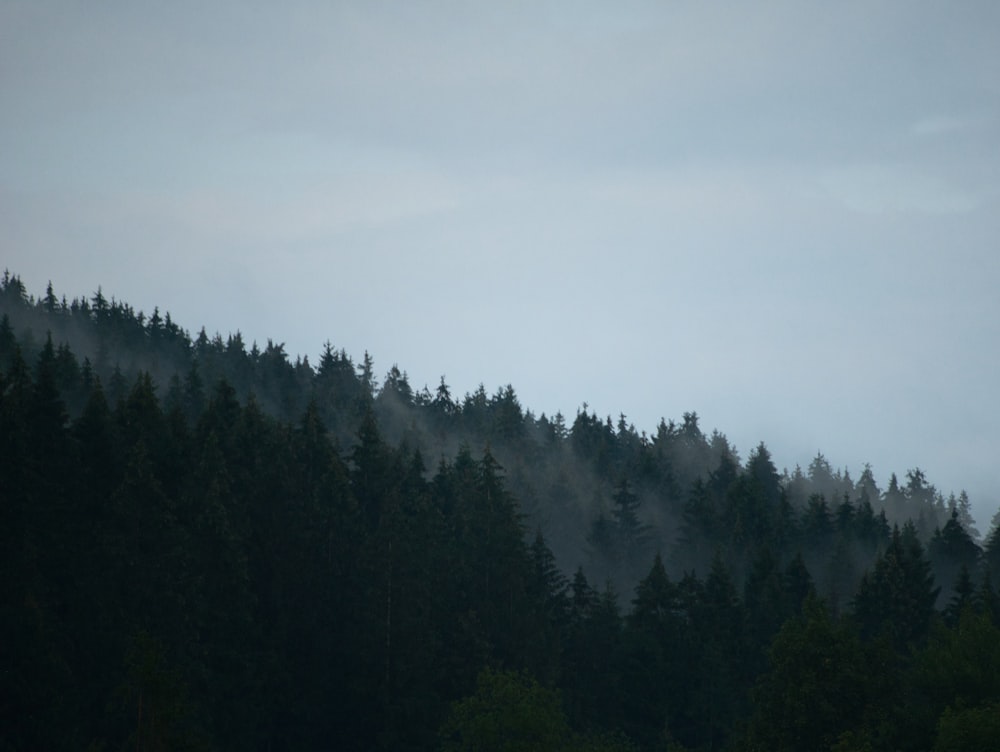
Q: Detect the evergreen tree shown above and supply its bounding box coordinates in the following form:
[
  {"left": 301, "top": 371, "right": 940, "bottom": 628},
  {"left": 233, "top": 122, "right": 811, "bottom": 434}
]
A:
[
  {"left": 743, "top": 547, "right": 789, "bottom": 669},
  {"left": 951, "top": 490, "right": 980, "bottom": 541},
  {"left": 562, "top": 567, "right": 598, "bottom": 729},
  {"left": 610, "top": 477, "right": 652, "bottom": 579},
  {"left": 981, "top": 518, "right": 1000, "bottom": 585},
  {"left": 5, "top": 272, "right": 997, "bottom": 751},
  {"left": 746, "top": 598, "right": 871, "bottom": 752},
  {"left": 688, "top": 554, "right": 745, "bottom": 747},
  {"left": 526, "top": 529, "right": 569, "bottom": 681},
  {"left": 620, "top": 553, "right": 683, "bottom": 748},
  {"left": 929, "top": 507, "right": 982, "bottom": 604},
  {"left": 853, "top": 523, "right": 940, "bottom": 650},
  {"left": 908, "top": 609, "right": 1000, "bottom": 747},
  {"left": 943, "top": 565, "right": 976, "bottom": 626}
]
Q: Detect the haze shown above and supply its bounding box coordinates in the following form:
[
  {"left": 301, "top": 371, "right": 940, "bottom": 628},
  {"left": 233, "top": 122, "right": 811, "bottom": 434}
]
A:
[{"left": 2, "top": 2, "right": 998, "bottom": 525}]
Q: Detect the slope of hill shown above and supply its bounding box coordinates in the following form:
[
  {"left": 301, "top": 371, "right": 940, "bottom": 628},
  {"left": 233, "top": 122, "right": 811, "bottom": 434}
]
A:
[{"left": 3, "top": 271, "right": 999, "bottom": 751}]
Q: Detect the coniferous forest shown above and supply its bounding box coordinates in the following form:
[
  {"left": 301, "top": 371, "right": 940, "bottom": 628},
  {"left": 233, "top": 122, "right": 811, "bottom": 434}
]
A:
[{"left": 2, "top": 272, "right": 1000, "bottom": 751}]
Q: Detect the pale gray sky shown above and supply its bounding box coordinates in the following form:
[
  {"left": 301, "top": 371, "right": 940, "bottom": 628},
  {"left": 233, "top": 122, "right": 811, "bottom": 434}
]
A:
[{"left": 3, "top": 1, "right": 999, "bottom": 527}]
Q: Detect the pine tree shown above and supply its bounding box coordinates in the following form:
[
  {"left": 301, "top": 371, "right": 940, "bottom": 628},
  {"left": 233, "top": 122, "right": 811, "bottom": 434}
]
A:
[
  {"left": 689, "top": 554, "right": 745, "bottom": 746},
  {"left": 746, "top": 598, "right": 872, "bottom": 752},
  {"left": 853, "top": 524, "right": 940, "bottom": 649},
  {"left": 610, "top": 477, "right": 652, "bottom": 578},
  {"left": 620, "top": 553, "right": 681, "bottom": 747},
  {"left": 944, "top": 565, "right": 976, "bottom": 626},
  {"left": 982, "top": 515, "right": 1000, "bottom": 585},
  {"left": 952, "top": 490, "right": 980, "bottom": 541},
  {"left": 743, "top": 547, "right": 788, "bottom": 666},
  {"left": 929, "top": 507, "right": 982, "bottom": 604},
  {"left": 525, "top": 529, "right": 569, "bottom": 683}
]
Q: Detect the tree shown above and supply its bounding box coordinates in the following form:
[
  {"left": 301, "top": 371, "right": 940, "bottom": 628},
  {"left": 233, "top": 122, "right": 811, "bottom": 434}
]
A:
[
  {"left": 119, "top": 629, "right": 203, "bottom": 751},
  {"left": 807, "top": 452, "right": 837, "bottom": 499},
  {"left": 929, "top": 507, "right": 982, "bottom": 604},
  {"left": 783, "top": 552, "right": 816, "bottom": 614},
  {"left": 982, "top": 518, "right": 1000, "bottom": 585},
  {"left": 853, "top": 523, "right": 940, "bottom": 650},
  {"left": 525, "top": 529, "right": 569, "bottom": 683},
  {"left": 714, "top": 444, "right": 790, "bottom": 565},
  {"left": 587, "top": 477, "right": 653, "bottom": 588},
  {"left": 743, "top": 547, "right": 789, "bottom": 669},
  {"left": 439, "top": 669, "right": 570, "bottom": 752},
  {"left": 746, "top": 442, "right": 782, "bottom": 509},
  {"left": 620, "top": 553, "right": 682, "bottom": 748},
  {"left": 858, "top": 471, "right": 882, "bottom": 510},
  {"left": 587, "top": 510, "right": 618, "bottom": 577},
  {"left": 801, "top": 494, "right": 833, "bottom": 545},
  {"left": 351, "top": 407, "right": 395, "bottom": 533},
  {"left": 932, "top": 700, "right": 1000, "bottom": 752},
  {"left": 909, "top": 609, "right": 1000, "bottom": 747},
  {"left": 951, "top": 490, "right": 980, "bottom": 541},
  {"left": 687, "top": 554, "right": 745, "bottom": 747},
  {"left": 905, "top": 468, "right": 937, "bottom": 509},
  {"left": 562, "top": 567, "right": 598, "bottom": 729},
  {"left": 881, "top": 473, "right": 907, "bottom": 523},
  {"left": 468, "top": 448, "right": 532, "bottom": 662},
  {"left": 490, "top": 384, "right": 526, "bottom": 444},
  {"left": 380, "top": 364, "right": 414, "bottom": 407},
  {"left": 973, "top": 571, "right": 1000, "bottom": 624},
  {"left": 746, "top": 598, "right": 871, "bottom": 752},
  {"left": 358, "top": 350, "right": 377, "bottom": 397},
  {"left": 943, "top": 565, "right": 976, "bottom": 626},
  {"left": 185, "top": 428, "right": 256, "bottom": 747},
  {"left": 610, "top": 477, "right": 652, "bottom": 578},
  {"left": 677, "top": 477, "right": 718, "bottom": 573}
]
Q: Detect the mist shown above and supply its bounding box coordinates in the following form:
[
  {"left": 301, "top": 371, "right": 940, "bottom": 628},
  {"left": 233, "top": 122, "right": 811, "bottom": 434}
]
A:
[{"left": 3, "top": 2, "right": 1000, "bottom": 747}]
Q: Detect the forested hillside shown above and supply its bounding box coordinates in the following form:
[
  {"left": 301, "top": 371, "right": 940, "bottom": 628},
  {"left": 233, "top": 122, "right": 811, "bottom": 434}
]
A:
[{"left": 2, "top": 272, "right": 999, "bottom": 751}]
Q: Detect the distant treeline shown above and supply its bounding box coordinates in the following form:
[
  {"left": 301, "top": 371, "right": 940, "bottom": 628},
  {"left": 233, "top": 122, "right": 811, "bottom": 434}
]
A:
[{"left": 2, "top": 271, "right": 999, "bottom": 751}]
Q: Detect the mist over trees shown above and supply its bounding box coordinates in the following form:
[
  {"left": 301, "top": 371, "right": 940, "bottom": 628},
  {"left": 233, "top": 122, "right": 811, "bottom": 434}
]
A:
[{"left": 2, "top": 272, "right": 999, "bottom": 751}]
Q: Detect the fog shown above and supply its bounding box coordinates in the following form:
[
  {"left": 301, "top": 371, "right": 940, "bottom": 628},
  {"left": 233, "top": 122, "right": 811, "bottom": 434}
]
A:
[{"left": 2, "top": 2, "right": 998, "bottom": 525}]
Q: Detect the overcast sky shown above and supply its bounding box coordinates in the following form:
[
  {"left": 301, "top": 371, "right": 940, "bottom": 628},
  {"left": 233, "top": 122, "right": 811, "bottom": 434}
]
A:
[{"left": 3, "top": 1, "right": 999, "bottom": 528}]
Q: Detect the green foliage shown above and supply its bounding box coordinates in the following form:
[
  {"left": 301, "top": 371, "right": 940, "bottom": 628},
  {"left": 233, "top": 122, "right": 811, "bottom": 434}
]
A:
[
  {"left": 439, "top": 669, "right": 570, "bottom": 752},
  {"left": 912, "top": 609, "right": 1000, "bottom": 716},
  {"left": 852, "top": 523, "right": 939, "bottom": 650},
  {"left": 746, "top": 598, "right": 874, "bottom": 752},
  {"left": 932, "top": 700, "right": 1000, "bottom": 752},
  {"left": 930, "top": 508, "right": 982, "bottom": 604}
]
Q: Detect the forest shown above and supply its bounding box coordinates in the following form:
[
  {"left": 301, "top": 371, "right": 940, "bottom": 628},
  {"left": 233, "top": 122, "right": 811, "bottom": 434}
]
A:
[{"left": 2, "top": 271, "right": 999, "bottom": 751}]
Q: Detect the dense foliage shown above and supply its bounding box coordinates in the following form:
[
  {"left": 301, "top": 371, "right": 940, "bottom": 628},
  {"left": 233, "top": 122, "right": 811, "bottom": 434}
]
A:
[{"left": 2, "top": 273, "right": 999, "bottom": 751}]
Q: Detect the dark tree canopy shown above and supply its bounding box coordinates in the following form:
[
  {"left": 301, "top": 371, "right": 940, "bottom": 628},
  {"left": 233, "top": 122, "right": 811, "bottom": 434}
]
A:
[{"left": 1, "top": 272, "right": 996, "bottom": 752}]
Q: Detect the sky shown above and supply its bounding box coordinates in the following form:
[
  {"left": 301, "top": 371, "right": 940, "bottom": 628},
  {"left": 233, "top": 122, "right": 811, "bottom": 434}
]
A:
[{"left": 3, "top": 1, "right": 999, "bottom": 529}]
